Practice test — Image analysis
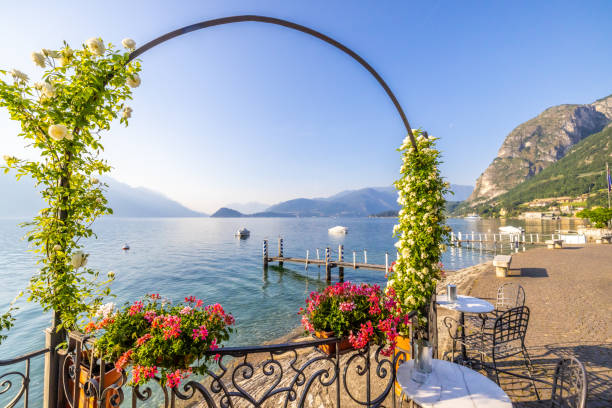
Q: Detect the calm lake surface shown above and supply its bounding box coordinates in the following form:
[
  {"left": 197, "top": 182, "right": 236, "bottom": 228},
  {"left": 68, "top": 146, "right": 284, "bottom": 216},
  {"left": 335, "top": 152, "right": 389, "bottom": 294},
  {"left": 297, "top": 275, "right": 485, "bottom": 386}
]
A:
[{"left": 0, "top": 216, "right": 584, "bottom": 405}]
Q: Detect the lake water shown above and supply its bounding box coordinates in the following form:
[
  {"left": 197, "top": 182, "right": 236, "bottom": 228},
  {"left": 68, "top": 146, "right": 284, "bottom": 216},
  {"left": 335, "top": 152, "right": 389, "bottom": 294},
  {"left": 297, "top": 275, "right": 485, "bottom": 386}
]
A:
[{"left": 0, "top": 216, "right": 584, "bottom": 405}]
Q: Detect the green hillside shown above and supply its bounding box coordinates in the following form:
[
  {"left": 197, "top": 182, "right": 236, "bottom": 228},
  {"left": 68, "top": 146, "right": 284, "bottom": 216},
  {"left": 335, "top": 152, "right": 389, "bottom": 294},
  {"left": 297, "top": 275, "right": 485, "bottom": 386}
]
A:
[{"left": 497, "top": 126, "right": 611, "bottom": 209}]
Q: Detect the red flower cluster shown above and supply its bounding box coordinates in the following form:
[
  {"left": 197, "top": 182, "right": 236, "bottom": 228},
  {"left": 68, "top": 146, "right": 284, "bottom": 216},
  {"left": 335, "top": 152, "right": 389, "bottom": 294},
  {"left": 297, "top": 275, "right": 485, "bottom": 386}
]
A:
[
  {"left": 152, "top": 315, "right": 182, "bottom": 340},
  {"left": 115, "top": 349, "right": 133, "bottom": 372},
  {"left": 192, "top": 325, "right": 208, "bottom": 341},
  {"left": 136, "top": 333, "right": 152, "bottom": 346},
  {"left": 131, "top": 365, "right": 157, "bottom": 384},
  {"left": 165, "top": 368, "right": 192, "bottom": 388},
  {"left": 349, "top": 321, "right": 374, "bottom": 349},
  {"left": 93, "top": 295, "right": 235, "bottom": 389},
  {"left": 300, "top": 282, "right": 411, "bottom": 354},
  {"left": 129, "top": 301, "right": 144, "bottom": 316}
]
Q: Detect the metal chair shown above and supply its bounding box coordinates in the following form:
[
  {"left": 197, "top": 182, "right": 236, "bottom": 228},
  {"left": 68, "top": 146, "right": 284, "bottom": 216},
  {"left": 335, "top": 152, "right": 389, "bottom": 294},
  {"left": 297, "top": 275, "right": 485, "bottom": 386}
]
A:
[
  {"left": 493, "top": 357, "right": 588, "bottom": 408},
  {"left": 444, "top": 306, "right": 539, "bottom": 398},
  {"left": 466, "top": 283, "right": 526, "bottom": 332}
]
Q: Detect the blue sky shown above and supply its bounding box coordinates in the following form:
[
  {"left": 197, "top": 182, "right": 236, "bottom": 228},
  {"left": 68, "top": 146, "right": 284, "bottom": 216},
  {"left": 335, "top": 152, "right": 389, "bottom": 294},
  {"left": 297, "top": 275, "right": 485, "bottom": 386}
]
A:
[{"left": 1, "top": 1, "right": 611, "bottom": 212}]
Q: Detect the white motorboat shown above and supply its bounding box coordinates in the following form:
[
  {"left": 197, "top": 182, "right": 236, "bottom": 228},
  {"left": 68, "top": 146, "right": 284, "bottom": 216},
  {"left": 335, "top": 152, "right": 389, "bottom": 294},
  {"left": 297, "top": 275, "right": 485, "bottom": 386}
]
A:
[
  {"left": 235, "top": 228, "right": 250, "bottom": 238},
  {"left": 122, "top": 243, "right": 130, "bottom": 250},
  {"left": 499, "top": 226, "right": 524, "bottom": 234},
  {"left": 328, "top": 226, "right": 348, "bottom": 234},
  {"left": 464, "top": 214, "right": 481, "bottom": 220}
]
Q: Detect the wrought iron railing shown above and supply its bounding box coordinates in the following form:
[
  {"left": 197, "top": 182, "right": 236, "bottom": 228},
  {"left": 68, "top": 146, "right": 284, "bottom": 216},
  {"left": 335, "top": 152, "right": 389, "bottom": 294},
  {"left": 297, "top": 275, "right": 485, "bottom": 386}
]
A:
[
  {"left": 58, "top": 331, "right": 410, "bottom": 408},
  {"left": 0, "top": 347, "right": 50, "bottom": 408}
]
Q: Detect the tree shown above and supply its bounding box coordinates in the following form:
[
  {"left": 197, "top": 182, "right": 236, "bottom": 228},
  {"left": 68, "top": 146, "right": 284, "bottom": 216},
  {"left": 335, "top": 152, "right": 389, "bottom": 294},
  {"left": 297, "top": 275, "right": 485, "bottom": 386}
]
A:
[
  {"left": 576, "top": 208, "right": 612, "bottom": 229},
  {"left": 0, "top": 37, "right": 142, "bottom": 338}
]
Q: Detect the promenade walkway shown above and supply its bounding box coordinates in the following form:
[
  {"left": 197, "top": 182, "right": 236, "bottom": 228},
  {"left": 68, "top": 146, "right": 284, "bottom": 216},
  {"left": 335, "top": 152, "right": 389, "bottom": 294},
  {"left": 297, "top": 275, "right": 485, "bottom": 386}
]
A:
[{"left": 467, "top": 244, "right": 612, "bottom": 407}]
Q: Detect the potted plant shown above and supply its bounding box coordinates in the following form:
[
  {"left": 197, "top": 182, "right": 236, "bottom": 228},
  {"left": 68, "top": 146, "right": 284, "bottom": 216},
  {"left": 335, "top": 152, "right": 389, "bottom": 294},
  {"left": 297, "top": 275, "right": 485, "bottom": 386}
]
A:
[
  {"left": 84, "top": 294, "right": 235, "bottom": 391},
  {"left": 299, "top": 281, "right": 407, "bottom": 356}
]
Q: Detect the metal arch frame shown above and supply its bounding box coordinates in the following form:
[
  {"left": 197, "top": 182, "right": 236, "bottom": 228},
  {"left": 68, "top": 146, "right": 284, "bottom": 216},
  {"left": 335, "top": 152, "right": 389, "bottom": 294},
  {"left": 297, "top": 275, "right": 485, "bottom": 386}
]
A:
[{"left": 127, "top": 15, "right": 418, "bottom": 150}]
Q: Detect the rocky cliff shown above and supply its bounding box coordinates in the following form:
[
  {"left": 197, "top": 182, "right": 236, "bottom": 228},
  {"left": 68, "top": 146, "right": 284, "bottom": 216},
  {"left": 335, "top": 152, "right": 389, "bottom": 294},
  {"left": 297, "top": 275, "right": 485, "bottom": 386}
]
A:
[{"left": 467, "top": 94, "right": 612, "bottom": 205}]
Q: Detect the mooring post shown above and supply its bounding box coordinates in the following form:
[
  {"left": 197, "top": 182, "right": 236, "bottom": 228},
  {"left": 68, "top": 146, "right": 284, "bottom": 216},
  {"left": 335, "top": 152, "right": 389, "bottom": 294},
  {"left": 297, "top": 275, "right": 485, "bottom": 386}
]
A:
[
  {"left": 385, "top": 252, "right": 389, "bottom": 277},
  {"left": 262, "top": 240, "right": 268, "bottom": 268},
  {"left": 278, "top": 237, "right": 284, "bottom": 268},
  {"left": 353, "top": 251, "right": 356, "bottom": 269},
  {"left": 338, "top": 245, "right": 344, "bottom": 281},
  {"left": 325, "top": 247, "right": 331, "bottom": 282},
  {"left": 316, "top": 248, "right": 320, "bottom": 260},
  {"left": 363, "top": 248, "right": 368, "bottom": 264},
  {"left": 305, "top": 249, "right": 309, "bottom": 270}
]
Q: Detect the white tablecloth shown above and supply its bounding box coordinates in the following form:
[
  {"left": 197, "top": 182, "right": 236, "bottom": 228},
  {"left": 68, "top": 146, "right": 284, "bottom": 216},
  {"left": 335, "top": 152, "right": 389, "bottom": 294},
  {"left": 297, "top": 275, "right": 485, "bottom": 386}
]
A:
[
  {"left": 397, "top": 359, "right": 512, "bottom": 408},
  {"left": 436, "top": 295, "right": 494, "bottom": 314}
]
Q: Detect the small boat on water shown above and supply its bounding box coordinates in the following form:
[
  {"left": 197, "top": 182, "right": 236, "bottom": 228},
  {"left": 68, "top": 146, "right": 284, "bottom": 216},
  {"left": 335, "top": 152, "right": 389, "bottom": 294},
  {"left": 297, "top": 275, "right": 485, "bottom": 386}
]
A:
[
  {"left": 464, "top": 214, "right": 481, "bottom": 220},
  {"left": 235, "top": 228, "right": 250, "bottom": 238},
  {"left": 328, "top": 226, "right": 348, "bottom": 234},
  {"left": 499, "top": 226, "right": 524, "bottom": 234},
  {"left": 122, "top": 243, "right": 130, "bottom": 250}
]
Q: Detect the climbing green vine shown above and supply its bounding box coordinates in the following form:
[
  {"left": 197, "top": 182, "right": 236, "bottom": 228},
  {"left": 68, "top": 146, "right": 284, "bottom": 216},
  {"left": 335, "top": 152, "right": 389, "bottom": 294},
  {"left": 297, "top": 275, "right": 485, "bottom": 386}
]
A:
[
  {"left": 0, "top": 37, "right": 142, "bottom": 338},
  {"left": 386, "top": 130, "right": 450, "bottom": 338}
]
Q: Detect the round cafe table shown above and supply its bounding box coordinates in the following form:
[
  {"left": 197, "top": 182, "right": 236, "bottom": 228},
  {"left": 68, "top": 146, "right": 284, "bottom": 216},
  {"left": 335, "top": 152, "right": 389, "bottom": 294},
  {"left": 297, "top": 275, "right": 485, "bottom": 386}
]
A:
[
  {"left": 397, "top": 359, "right": 512, "bottom": 408},
  {"left": 436, "top": 295, "right": 494, "bottom": 362}
]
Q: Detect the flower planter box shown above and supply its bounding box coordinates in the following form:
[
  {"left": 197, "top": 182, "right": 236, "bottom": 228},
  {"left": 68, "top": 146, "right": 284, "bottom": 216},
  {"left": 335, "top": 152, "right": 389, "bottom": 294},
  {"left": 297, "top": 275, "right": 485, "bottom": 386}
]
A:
[
  {"left": 394, "top": 335, "right": 411, "bottom": 396},
  {"left": 315, "top": 331, "right": 353, "bottom": 356},
  {"left": 67, "top": 356, "right": 122, "bottom": 408}
]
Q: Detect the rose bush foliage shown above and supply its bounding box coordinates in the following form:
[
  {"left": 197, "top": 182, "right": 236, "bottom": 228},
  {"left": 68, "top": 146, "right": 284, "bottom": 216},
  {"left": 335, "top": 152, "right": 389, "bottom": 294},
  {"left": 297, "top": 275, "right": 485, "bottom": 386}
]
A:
[
  {"left": 0, "top": 38, "right": 142, "bottom": 335},
  {"left": 386, "top": 130, "right": 450, "bottom": 337}
]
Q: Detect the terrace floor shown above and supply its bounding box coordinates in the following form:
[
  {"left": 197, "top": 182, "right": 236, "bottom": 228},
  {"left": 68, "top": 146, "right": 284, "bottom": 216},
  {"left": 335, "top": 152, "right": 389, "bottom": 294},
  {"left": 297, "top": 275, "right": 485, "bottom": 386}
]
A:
[{"left": 464, "top": 244, "right": 612, "bottom": 407}]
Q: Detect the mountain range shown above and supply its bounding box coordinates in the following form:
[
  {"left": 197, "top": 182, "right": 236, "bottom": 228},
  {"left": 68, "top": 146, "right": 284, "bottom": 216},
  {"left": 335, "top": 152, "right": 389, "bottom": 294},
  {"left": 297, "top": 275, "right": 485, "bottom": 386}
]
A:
[
  {"left": 467, "top": 94, "right": 612, "bottom": 205},
  {"left": 0, "top": 175, "right": 206, "bottom": 218},
  {"left": 212, "top": 184, "right": 473, "bottom": 218}
]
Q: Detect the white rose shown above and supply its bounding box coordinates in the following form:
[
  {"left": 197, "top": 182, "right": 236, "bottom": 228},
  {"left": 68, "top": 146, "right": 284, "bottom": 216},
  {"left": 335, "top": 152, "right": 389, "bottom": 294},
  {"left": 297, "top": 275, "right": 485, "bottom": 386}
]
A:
[
  {"left": 96, "top": 198, "right": 103, "bottom": 204},
  {"left": 86, "top": 38, "right": 105, "bottom": 56},
  {"left": 53, "top": 244, "right": 62, "bottom": 251},
  {"left": 31, "top": 52, "right": 45, "bottom": 68},
  {"left": 48, "top": 124, "right": 68, "bottom": 141},
  {"left": 71, "top": 251, "right": 87, "bottom": 269},
  {"left": 122, "top": 106, "right": 133, "bottom": 119},
  {"left": 96, "top": 302, "right": 115, "bottom": 318},
  {"left": 11, "top": 69, "right": 28, "bottom": 81},
  {"left": 42, "top": 49, "right": 60, "bottom": 58},
  {"left": 126, "top": 74, "right": 141, "bottom": 88},
  {"left": 121, "top": 38, "right": 136, "bottom": 50},
  {"left": 91, "top": 178, "right": 99, "bottom": 184},
  {"left": 41, "top": 82, "right": 56, "bottom": 98}
]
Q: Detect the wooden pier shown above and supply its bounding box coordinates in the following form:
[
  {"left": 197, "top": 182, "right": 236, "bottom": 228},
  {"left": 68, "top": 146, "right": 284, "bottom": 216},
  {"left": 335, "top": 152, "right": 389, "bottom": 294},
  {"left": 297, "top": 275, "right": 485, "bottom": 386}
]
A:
[{"left": 263, "top": 239, "right": 388, "bottom": 282}]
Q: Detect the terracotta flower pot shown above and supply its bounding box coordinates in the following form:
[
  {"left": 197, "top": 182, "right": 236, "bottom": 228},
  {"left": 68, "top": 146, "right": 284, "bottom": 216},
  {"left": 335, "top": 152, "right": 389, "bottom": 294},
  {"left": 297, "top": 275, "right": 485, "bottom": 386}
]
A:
[
  {"left": 314, "top": 330, "right": 353, "bottom": 356},
  {"left": 66, "top": 356, "right": 122, "bottom": 408},
  {"left": 394, "top": 335, "right": 411, "bottom": 396}
]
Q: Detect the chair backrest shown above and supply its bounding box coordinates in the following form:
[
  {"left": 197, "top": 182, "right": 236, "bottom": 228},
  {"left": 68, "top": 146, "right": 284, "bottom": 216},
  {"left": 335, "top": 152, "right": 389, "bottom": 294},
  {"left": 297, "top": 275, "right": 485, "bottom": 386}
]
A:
[
  {"left": 551, "top": 357, "right": 588, "bottom": 408},
  {"left": 495, "top": 283, "right": 526, "bottom": 311},
  {"left": 493, "top": 306, "right": 530, "bottom": 346}
]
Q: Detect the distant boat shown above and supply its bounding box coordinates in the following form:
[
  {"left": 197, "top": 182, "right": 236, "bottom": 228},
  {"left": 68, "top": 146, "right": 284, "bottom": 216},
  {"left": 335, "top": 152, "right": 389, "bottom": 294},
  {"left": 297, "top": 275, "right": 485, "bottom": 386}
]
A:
[
  {"left": 328, "top": 226, "right": 348, "bottom": 234},
  {"left": 464, "top": 214, "right": 481, "bottom": 220},
  {"left": 122, "top": 243, "right": 130, "bottom": 250},
  {"left": 499, "top": 226, "right": 524, "bottom": 234},
  {"left": 235, "top": 228, "right": 250, "bottom": 238}
]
